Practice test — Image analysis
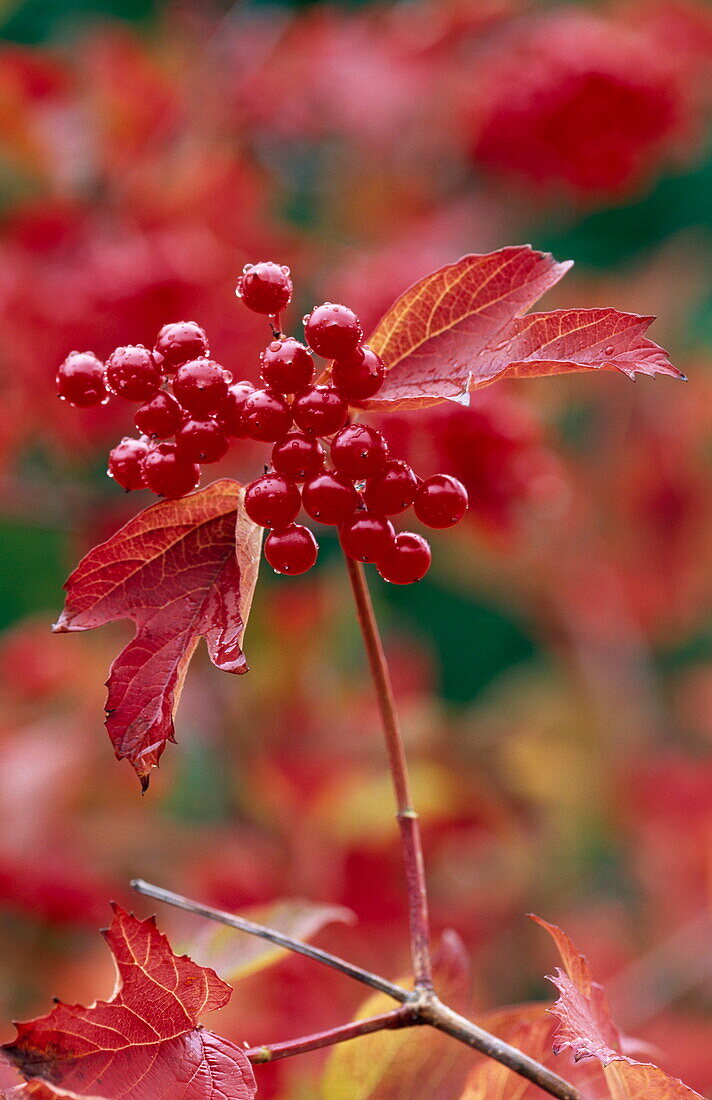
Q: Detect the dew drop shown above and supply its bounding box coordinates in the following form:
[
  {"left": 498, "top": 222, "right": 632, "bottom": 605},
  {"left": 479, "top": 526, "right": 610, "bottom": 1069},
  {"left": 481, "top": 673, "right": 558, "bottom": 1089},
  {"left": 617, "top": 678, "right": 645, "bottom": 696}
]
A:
[
  {"left": 243, "top": 263, "right": 252, "bottom": 274},
  {"left": 604, "top": 345, "right": 615, "bottom": 356},
  {"left": 281, "top": 266, "right": 290, "bottom": 275},
  {"left": 302, "top": 314, "right": 310, "bottom": 326},
  {"left": 235, "top": 286, "right": 243, "bottom": 299}
]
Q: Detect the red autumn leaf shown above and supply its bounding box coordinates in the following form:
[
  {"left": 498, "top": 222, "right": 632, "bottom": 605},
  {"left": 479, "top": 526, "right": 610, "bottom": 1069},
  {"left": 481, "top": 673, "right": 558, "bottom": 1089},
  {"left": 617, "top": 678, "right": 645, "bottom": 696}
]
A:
[
  {"left": 2, "top": 905, "right": 256, "bottom": 1100},
  {"left": 53, "top": 480, "right": 261, "bottom": 788},
  {"left": 365, "top": 246, "right": 683, "bottom": 410},
  {"left": 533, "top": 916, "right": 705, "bottom": 1099}
]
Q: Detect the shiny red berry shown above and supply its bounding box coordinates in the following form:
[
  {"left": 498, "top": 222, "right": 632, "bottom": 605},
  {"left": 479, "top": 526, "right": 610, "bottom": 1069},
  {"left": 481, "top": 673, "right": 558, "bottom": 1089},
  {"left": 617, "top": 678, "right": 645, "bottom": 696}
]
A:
[
  {"left": 107, "top": 436, "right": 149, "bottom": 491},
  {"left": 260, "top": 338, "right": 314, "bottom": 393},
  {"left": 154, "top": 321, "right": 208, "bottom": 372},
  {"left": 143, "top": 442, "right": 200, "bottom": 498},
  {"left": 331, "top": 345, "right": 385, "bottom": 402},
  {"left": 105, "top": 345, "right": 162, "bottom": 401},
  {"left": 245, "top": 473, "right": 301, "bottom": 528},
  {"left": 304, "top": 303, "right": 362, "bottom": 359},
  {"left": 176, "top": 418, "right": 230, "bottom": 463},
  {"left": 292, "top": 385, "right": 348, "bottom": 436},
  {"left": 377, "top": 532, "right": 431, "bottom": 584},
  {"left": 302, "top": 471, "right": 359, "bottom": 525},
  {"left": 134, "top": 391, "right": 183, "bottom": 438},
  {"left": 237, "top": 262, "right": 292, "bottom": 315},
  {"left": 363, "top": 459, "right": 418, "bottom": 515},
  {"left": 271, "top": 433, "right": 325, "bottom": 481},
  {"left": 242, "top": 388, "right": 293, "bottom": 442},
  {"left": 339, "top": 511, "right": 395, "bottom": 563},
  {"left": 220, "top": 380, "right": 256, "bottom": 437},
  {"left": 173, "top": 359, "right": 231, "bottom": 416},
  {"left": 331, "top": 424, "right": 389, "bottom": 479},
  {"left": 57, "top": 351, "right": 107, "bottom": 407},
  {"left": 264, "top": 524, "right": 318, "bottom": 575},
  {"left": 414, "top": 474, "right": 468, "bottom": 528}
]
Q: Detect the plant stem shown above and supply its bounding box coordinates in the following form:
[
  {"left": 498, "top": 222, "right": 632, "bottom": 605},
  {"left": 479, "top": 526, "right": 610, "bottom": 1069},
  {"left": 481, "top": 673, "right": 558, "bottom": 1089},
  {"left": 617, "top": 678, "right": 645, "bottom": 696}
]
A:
[
  {"left": 245, "top": 1007, "right": 417, "bottom": 1063},
  {"left": 131, "top": 879, "right": 582, "bottom": 1100},
  {"left": 130, "top": 879, "right": 409, "bottom": 1003},
  {"left": 343, "top": 554, "right": 433, "bottom": 989},
  {"left": 421, "top": 996, "right": 582, "bottom": 1100}
]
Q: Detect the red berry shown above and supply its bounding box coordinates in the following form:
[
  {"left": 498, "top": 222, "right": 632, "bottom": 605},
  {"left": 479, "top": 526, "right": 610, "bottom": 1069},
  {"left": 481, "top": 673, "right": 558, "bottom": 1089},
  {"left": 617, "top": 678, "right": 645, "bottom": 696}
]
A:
[
  {"left": 105, "top": 345, "right": 162, "bottom": 401},
  {"left": 331, "top": 423, "right": 389, "bottom": 479},
  {"left": 264, "top": 524, "right": 318, "bottom": 575},
  {"left": 242, "top": 388, "right": 293, "bottom": 442},
  {"left": 245, "top": 473, "right": 301, "bottom": 528},
  {"left": 134, "top": 391, "right": 183, "bottom": 438},
  {"left": 173, "top": 358, "right": 231, "bottom": 416},
  {"left": 107, "top": 436, "right": 149, "bottom": 491},
  {"left": 154, "top": 321, "right": 208, "bottom": 372},
  {"left": 176, "top": 418, "right": 230, "bottom": 463},
  {"left": 363, "top": 459, "right": 418, "bottom": 515},
  {"left": 260, "top": 338, "right": 314, "bottom": 393},
  {"left": 271, "top": 433, "right": 325, "bottom": 481},
  {"left": 339, "top": 511, "right": 395, "bottom": 563},
  {"left": 143, "top": 442, "right": 200, "bottom": 498},
  {"left": 57, "top": 351, "right": 107, "bottom": 407},
  {"left": 414, "top": 474, "right": 468, "bottom": 528},
  {"left": 377, "top": 532, "right": 431, "bottom": 584},
  {"left": 292, "top": 385, "right": 348, "bottom": 436},
  {"left": 237, "top": 262, "right": 292, "bottom": 315},
  {"left": 302, "top": 471, "right": 359, "bottom": 526},
  {"left": 220, "top": 380, "right": 256, "bottom": 437},
  {"left": 331, "top": 345, "right": 385, "bottom": 402},
  {"left": 304, "top": 303, "right": 362, "bottom": 359}
]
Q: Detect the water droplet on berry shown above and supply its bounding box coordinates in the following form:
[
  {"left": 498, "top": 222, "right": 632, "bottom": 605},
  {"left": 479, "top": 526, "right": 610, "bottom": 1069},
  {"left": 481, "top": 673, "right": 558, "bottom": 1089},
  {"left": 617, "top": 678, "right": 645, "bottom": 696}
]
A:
[
  {"left": 281, "top": 266, "right": 290, "bottom": 275},
  {"left": 302, "top": 315, "right": 310, "bottom": 325},
  {"left": 243, "top": 264, "right": 252, "bottom": 274},
  {"left": 270, "top": 340, "right": 282, "bottom": 352},
  {"left": 235, "top": 286, "right": 243, "bottom": 299}
]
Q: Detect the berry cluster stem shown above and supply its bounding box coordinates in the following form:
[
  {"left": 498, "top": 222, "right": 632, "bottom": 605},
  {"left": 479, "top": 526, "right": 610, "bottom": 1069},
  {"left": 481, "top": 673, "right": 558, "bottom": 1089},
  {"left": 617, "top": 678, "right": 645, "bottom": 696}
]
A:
[
  {"left": 245, "top": 1006, "right": 417, "bottom": 1064},
  {"left": 343, "top": 552, "right": 433, "bottom": 990}
]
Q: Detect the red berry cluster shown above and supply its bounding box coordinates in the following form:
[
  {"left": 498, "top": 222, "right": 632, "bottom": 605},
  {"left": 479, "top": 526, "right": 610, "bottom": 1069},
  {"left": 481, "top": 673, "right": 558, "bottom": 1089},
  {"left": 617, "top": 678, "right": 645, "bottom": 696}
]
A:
[{"left": 56, "top": 261, "right": 468, "bottom": 584}]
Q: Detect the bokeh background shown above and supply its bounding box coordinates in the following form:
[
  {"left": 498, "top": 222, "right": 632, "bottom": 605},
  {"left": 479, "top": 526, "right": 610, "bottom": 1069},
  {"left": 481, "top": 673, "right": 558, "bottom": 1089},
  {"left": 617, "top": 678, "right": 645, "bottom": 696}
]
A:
[{"left": 0, "top": 0, "right": 710, "bottom": 1096}]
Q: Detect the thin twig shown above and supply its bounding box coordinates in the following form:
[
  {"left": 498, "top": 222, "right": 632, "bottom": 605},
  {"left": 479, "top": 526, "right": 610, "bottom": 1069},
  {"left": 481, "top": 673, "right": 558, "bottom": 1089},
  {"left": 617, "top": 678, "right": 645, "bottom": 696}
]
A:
[
  {"left": 245, "top": 1006, "right": 417, "bottom": 1063},
  {"left": 343, "top": 554, "right": 433, "bottom": 989},
  {"left": 130, "top": 879, "right": 582, "bottom": 1100},
  {"left": 421, "top": 997, "right": 583, "bottom": 1100},
  {"left": 130, "top": 879, "right": 409, "bottom": 1003}
]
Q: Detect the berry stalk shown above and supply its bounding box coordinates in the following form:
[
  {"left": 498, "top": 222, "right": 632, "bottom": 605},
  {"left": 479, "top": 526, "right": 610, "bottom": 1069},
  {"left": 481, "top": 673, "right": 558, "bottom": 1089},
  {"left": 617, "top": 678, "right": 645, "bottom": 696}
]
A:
[{"left": 343, "top": 552, "right": 433, "bottom": 990}]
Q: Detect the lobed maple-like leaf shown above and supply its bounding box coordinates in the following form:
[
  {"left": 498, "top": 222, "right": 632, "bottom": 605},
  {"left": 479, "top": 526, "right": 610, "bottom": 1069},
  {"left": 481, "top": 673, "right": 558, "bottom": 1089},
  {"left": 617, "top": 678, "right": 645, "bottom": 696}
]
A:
[
  {"left": 533, "top": 916, "right": 705, "bottom": 1100},
  {"left": 53, "top": 480, "right": 262, "bottom": 788},
  {"left": 2, "top": 905, "right": 257, "bottom": 1100},
  {"left": 365, "top": 246, "right": 683, "bottom": 410}
]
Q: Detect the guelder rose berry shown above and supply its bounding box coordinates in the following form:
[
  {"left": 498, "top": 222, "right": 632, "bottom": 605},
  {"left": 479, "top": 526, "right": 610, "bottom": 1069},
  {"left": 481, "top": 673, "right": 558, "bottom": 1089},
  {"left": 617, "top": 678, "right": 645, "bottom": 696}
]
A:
[
  {"left": 339, "top": 512, "right": 395, "bottom": 564},
  {"left": 154, "top": 321, "right": 208, "bottom": 372},
  {"left": 377, "top": 532, "right": 432, "bottom": 584},
  {"left": 303, "top": 303, "right": 362, "bottom": 359},
  {"left": 414, "top": 474, "right": 468, "bottom": 528},
  {"left": 105, "top": 346, "right": 162, "bottom": 401},
  {"left": 244, "top": 473, "right": 301, "bottom": 528},
  {"left": 176, "top": 418, "right": 230, "bottom": 464},
  {"left": 57, "top": 351, "right": 107, "bottom": 407},
  {"left": 242, "top": 388, "right": 293, "bottom": 442},
  {"left": 265, "top": 524, "right": 318, "bottom": 575},
  {"left": 237, "top": 262, "right": 292, "bottom": 315},
  {"left": 260, "top": 338, "right": 314, "bottom": 393},
  {"left": 271, "top": 433, "right": 325, "bottom": 481},
  {"left": 220, "top": 380, "right": 256, "bottom": 437},
  {"left": 173, "top": 359, "right": 231, "bottom": 416},
  {"left": 134, "top": 392, "right": 183, "bottom": 438},
  {"left": 108, "top": 437, "right": 149, "bottom": 491},
  {"left": 331, "top": 424, "right": 389, "bottom": 479},
  {"left": 143, "top": 442, "right": 200, "bottom": 499},
  {"left": 363, "top": 459, "right": 419, "bottom": 515},
  {"left": 302, "top": 471, "right": 360, "bottom": 526},
  {"left": 332, "top": 345, "right": 385, "bottom": 402},
  {"left": 292, "top": 385, "right": 348, "bottom": 436}
]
